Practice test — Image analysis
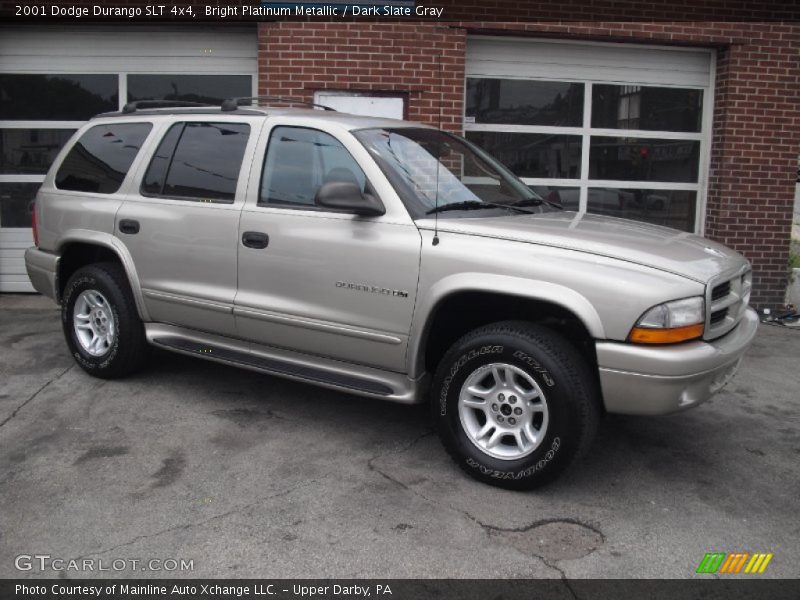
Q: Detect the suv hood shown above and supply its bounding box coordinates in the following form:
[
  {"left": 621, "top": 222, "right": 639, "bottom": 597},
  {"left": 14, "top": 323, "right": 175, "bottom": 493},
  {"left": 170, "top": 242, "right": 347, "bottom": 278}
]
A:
[{"left": 419, "top": 211, "right": 747, "bottom": 283}]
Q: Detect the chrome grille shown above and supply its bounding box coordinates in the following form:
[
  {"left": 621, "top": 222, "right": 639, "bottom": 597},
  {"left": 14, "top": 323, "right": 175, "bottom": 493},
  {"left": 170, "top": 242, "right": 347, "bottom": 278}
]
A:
[{"left": 704, "top": 266, "right": 751, "bottom": 340}]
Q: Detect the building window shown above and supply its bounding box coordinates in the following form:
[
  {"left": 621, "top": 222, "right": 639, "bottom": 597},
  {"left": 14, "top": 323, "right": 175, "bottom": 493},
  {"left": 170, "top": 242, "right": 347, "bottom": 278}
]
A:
[
  {"left": 0, "top": 72, "right": 254, "bottom": 229},
  {"left": 0, "top": 74, "right": 118, "bottom": 121},
  {"left": 465, "top": 78, "right": 705, "bottom": 232},
  {"left": 127, "top": 74, "right": 252, "bottom": 106},
  {"left": 0, "top": 73, "right": 117, "bottom": 228}
]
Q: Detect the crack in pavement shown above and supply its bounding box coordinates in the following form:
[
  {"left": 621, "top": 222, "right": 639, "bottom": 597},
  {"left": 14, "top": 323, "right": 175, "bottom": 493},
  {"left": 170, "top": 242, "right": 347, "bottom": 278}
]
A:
[
  {"left": 367, "top": 432, "right": 600, "bottom": 597},
  {"left": 479, "top": 516, "right": 606, "bottom": 542},
  {"left": 74, "top": 480, "right": 315, "bottom": 561},
  {"left": 365, "top": 428, "right": 435, "bottom": 491},
  {"left": 464, "top": 512, "right": 596, "bottom": 599},
  {"left": 0, "top": 365, "right": 74, "bottom": 430}
]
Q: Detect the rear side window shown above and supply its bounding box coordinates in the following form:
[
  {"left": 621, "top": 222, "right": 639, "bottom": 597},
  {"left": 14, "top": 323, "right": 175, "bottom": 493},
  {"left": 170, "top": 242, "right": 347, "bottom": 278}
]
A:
[
  {"left": 55, "top": 123, "right": 152, "bottom": 194},
  {"left": 142, "top": 122, "right": 250, "bottom": 203}
]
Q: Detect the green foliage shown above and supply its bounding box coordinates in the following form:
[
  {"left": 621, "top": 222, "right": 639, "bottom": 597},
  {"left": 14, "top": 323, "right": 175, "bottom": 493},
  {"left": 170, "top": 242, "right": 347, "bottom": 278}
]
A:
[{"left": 791, "top": 241, "right": 800, "bottom": 270}]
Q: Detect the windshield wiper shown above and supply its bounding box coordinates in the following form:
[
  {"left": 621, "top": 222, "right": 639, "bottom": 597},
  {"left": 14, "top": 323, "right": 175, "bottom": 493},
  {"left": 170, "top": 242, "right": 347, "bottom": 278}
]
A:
[
  {"left": 426, "top": 201, "right": 535, "bottom": 215},
  {"left": 512, "top": 197, "right": 564, "bottom": 210},
  {"left": 509, "top": 198, "right": 543, "bottom": 207}
]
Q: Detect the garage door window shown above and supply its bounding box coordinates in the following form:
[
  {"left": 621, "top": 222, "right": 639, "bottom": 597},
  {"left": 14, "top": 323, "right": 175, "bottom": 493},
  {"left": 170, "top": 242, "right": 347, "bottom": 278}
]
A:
[
  {"left": 0, "top": 74, "right": 117, "bottom": 120},
  {"left": 465, "top": 78, "right": 706, "bottom": 232},
  {"left": 127, "top": 74, "right": 252, "bottom": 106},
  {"left": 0, "top": 73, "right": 254, "bottom": 229}
]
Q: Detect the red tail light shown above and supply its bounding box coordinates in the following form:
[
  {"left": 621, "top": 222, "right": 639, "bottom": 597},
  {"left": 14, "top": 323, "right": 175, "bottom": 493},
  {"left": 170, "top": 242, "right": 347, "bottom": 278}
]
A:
[{"left": 31, "top": 202, "right": 39, "bottom": 247}]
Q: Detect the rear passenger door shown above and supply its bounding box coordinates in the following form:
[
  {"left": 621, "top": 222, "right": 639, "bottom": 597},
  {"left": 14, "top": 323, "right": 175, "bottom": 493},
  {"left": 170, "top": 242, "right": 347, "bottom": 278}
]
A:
[{"left": 116, "top": 118, "right": 259, "bottom": 337}]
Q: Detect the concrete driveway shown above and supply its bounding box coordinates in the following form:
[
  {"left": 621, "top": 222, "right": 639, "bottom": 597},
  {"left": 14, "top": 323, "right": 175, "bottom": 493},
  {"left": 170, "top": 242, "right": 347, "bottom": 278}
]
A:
[{"left": 1, "top": 294, "right": 798, "bottom": 579}]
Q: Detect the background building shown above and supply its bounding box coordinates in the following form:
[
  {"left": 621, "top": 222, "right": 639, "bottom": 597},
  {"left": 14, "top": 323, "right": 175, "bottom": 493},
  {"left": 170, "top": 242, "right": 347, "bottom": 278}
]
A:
[{"left": 0, "top": 9, "right": 798, "bottom": 307}]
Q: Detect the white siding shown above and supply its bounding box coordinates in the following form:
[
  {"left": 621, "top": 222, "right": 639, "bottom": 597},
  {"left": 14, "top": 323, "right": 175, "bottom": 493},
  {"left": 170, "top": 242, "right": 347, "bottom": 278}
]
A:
[{"left": 0, "top": 230, "right": 34, "bottom": 292}]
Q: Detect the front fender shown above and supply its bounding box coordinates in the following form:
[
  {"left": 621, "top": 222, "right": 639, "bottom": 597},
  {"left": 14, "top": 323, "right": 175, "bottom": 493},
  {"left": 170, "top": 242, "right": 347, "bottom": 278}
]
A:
[{"left": 407, "top": 272, "right": 605, "bottom": 378}]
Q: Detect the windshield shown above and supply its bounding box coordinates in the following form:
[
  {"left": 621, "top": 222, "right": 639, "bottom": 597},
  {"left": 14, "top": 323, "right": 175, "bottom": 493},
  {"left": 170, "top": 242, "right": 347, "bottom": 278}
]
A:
[{"left": 354, "top": 127, "right": 557, "bottom": 219}]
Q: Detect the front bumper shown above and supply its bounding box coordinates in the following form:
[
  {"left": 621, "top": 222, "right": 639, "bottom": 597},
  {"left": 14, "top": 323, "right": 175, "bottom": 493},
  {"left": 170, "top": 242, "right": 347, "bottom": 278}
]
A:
[
  {"left": 24, "top": 246, "right": 59, "bottom": 301},
  {"left": 596, "top": 307, "right": 759, "bottom": 415}
]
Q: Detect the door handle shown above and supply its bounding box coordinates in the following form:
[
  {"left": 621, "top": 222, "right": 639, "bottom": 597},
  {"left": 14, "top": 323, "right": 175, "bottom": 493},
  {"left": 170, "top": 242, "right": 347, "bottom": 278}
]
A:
[
  {"left": 242, "top": 231, "right": 269, "bottom": 249},
  {"left": 119, "top": 219, "right": 140, "bottom": 235}
]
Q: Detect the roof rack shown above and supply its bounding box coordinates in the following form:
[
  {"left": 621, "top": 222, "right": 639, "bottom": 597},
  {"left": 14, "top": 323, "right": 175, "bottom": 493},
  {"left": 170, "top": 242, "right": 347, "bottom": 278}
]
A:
[
  {"left": 122, "top": 100, "right": 215, "bottom": 114},
  {"left": 221, "top": 96, "right": 336, "bottom": 112}
]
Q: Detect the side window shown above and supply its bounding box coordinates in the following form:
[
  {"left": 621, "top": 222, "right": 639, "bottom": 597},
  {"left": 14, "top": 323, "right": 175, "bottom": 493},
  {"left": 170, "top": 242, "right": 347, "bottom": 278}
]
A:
[
  {"left": 259, "top": 126, "right": 367, "bottom": 208},
  {"left": 142, "top": 122, "right": 250, "bottom": 203},
  {"left": 55, "top": 123, "right": 152, "bottom": 194}
]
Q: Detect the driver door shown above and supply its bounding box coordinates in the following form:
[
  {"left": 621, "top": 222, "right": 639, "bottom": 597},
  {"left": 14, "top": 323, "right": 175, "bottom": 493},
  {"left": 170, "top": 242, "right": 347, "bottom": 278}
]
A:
[{"left": 234, "top": 124, "right": 421, "bottom": 372}]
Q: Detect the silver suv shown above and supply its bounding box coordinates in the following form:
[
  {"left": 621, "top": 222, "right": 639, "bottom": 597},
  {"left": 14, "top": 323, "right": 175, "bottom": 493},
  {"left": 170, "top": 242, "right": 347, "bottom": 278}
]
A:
[{"left": 25, "top": 98, "right": 758, "bottom": 489}]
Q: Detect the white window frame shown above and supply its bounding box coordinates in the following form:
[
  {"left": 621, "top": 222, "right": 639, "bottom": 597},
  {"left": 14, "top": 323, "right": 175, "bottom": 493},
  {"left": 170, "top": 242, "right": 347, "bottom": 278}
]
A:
[{"left": 463, "top": 50, "right": 716, "bottom": 236}]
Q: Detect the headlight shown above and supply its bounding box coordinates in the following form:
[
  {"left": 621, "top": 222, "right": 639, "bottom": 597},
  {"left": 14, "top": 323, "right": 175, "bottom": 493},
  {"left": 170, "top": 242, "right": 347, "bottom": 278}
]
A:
[{"left": 628, "top": 296, "right": 705, "bottom": 344}]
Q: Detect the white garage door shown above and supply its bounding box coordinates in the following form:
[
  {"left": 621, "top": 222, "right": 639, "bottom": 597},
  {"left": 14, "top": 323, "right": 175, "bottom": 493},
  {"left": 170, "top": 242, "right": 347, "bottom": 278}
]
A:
[
  {"left": 465, "top": 37, "right": 714, "bottom": 234},
  {"left": 0, "top": 26, "right": 257, "bottom": 292}
]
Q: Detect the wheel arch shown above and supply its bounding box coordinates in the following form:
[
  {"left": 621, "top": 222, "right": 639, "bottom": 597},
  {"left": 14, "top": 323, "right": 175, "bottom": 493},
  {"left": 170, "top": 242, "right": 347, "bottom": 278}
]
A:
[
  {"left": 56, "top": 230, "right": 149, "bottom": 321},
  {"left": 408, "top": 274, "right": 605, "bottom": 379}
]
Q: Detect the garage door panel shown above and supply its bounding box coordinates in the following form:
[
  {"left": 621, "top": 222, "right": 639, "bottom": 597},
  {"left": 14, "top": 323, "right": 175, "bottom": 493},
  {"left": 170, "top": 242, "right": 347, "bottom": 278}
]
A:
[
  {"left": 467, "top": 37, "right": 712, "bottom": 87},
  {"left": 0, "top": 27, "right": 257, "bottom": 73}
]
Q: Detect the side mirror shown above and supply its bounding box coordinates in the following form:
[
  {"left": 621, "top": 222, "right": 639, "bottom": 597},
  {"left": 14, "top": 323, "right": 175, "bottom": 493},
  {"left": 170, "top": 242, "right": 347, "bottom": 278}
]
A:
[{"left": 314, "top": 182, "right": 385, "bottom": 217}]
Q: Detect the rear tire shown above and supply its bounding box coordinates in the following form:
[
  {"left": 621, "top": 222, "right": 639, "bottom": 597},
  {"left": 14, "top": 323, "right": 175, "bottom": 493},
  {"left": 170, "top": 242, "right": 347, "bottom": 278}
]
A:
[
  {"left": 431, "top": 321, "right": 599, "bottom": 490},
  {"left": 62, "top": 262, "right": 149, "bottom": 379}
]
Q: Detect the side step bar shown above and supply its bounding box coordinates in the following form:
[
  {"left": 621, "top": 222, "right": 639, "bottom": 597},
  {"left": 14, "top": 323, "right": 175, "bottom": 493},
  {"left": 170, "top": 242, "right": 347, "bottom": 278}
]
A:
[{"left": 144, "top": 323, "right": 423, "bottom": 404}]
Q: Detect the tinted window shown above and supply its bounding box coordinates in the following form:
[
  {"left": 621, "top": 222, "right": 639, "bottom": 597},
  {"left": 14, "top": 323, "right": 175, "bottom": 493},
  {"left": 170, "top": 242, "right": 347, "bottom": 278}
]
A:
[
  {"left": 127, "top": 75, "right": 252, "bottom": 106},
  {"left": 1, "top": 129, "right": 76, "bottom": 174},
  {"left": 260, "top": 127, "right": 366, "bottom": 208},
  {"left": 142, "top": 122, "right": 250, "bottom": 202},
  {"left": 0, "top": 182, "right": 39, "bottom": 228},
  {"left": 0, "top": 74, "right": 118, "bottom": 120},
  {"left": 592, "top": 85, "right": 703, "bottom": 132},
  {"left": 55, "top": 123, "right": 152, "bottom": 194},
  {"left": 466, "top": 132, "right": 581, "bottom": 179},
  {"left": 141, "top": 124, "right": 182, "bottom": 196},
  {"left": 466, "top": 78, "right": 584, "bottom": 126},
  {"left": 589, "top": 137, "right": 700, "bottom": 183}
]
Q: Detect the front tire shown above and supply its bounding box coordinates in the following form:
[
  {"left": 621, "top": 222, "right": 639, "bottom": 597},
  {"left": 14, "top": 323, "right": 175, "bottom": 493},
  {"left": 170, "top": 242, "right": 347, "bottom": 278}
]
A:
[
  {"left": 62, "top": 262, "right": 149, "bottom": 379},
  {"left": 431, "top": 321, "right": 599, "bottom": 490}
]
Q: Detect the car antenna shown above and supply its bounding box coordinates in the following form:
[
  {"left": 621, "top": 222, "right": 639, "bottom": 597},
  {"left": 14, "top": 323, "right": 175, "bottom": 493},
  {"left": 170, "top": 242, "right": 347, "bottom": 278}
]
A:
[{"left": 432, "top": 53, "right": 443, "bottom": 247}]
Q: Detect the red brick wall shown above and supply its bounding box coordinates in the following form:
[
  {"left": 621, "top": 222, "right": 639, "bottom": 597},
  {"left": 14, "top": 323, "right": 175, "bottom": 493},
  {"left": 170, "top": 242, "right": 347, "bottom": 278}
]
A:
[
  {"left": 259, "top": 20, "right": 799, "bottom": 307},
  {"left": 258, "top": 23, "right": 465, "bottom": 132}
]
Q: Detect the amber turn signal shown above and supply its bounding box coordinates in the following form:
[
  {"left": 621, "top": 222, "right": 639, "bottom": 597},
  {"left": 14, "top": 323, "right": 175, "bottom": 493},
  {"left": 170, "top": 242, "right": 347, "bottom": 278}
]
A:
[{"left": 628, "top": 323, "right": 705, "bottom": 344}]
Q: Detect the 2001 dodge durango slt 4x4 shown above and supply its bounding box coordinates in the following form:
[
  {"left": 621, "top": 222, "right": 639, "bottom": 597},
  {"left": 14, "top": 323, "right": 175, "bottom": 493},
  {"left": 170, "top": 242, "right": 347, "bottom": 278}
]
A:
[{"left": 25, "top": 98, "right": 759, "bottom": 489}]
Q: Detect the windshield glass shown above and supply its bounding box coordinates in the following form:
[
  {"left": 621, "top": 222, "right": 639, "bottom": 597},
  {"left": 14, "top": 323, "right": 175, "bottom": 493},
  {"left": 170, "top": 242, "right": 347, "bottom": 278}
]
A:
[{"left": 354, "top": 127, "right": 556, "bottom": 219}]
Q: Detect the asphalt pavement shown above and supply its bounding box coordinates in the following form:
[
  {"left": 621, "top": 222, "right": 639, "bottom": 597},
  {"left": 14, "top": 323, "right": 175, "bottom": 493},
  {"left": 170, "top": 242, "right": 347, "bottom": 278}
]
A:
[{"left": 1, "top": 294, "right": 798, "bottom": 579}]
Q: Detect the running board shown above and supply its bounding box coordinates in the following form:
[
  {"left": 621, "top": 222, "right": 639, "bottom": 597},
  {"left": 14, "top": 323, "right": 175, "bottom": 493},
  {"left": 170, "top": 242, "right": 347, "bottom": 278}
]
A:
[{"left": 144, "top": 323, "right": 423, "bottom": 404}]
